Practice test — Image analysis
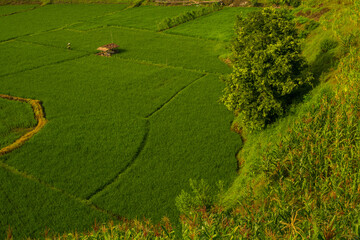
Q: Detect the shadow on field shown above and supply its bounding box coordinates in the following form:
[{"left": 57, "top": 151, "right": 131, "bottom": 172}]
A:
[
  {"left": 116, "top": 49, "right": 126, "bottom": 54},
  {"left": 95, "top": 49, "right": 127, "bottom": 57}
]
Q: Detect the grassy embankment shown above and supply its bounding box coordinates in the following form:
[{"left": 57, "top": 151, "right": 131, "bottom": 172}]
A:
[
  {"left": 21, "top": 0, "right": 360, "bottom": 238},
  {"left": 0, "top": 98, "right": 36, "bottom": 150},
  {"left": 0, "top": 3, "right": 252, "bottom": 238}
]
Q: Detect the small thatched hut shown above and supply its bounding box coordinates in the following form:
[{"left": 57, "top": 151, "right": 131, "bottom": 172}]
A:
[{"left": 96, "top": 43, "right": 119, "bottom": 57}]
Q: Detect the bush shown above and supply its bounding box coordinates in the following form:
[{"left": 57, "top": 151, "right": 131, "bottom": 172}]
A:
[
  {"left": 175, "top": 179, "right": 224, "bottom": 215},
  {"left": 320, "top": 38, "right": 338, "bottom": 53},
  {"left": 221, "top": 7, "right": 313, "bottom": 133}
]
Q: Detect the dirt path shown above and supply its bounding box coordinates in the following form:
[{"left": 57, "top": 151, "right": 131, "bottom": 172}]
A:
[{"left": 0, "top": 94, "right": 47, "bottom": 156}]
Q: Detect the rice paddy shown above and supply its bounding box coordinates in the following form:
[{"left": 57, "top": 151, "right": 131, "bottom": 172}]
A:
[
  {"left": 0, "top": 4, "right": 37, "bottom": 16},
  {"left": 0, "top": 4, "right": 252, "bottom": 238},
  {"left": 0, "top": 98, "right": 36, "bottom": 149},
  {"left": 165, "top": 7, "right": 257, "bottom": 41}
]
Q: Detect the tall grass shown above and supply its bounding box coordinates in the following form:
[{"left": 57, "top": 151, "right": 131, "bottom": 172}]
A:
[{"left": 217, "top": 0, "right": 360, "bottom": 237}]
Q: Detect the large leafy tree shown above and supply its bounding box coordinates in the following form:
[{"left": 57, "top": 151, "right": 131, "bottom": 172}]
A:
[{"left": 221, "top": 7, "right": 313, "bottom": 132}]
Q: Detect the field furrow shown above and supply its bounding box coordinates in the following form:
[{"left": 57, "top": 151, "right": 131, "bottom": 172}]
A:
[
  {"left": 92, "top": 74, "right": 240, "bottom": 222},
  {"left": 0, "top": 4, "right": 128, "bottom": 41},
  {"left": 0, "top": 4, "right": 244, "bottom": 237},
  {"left": 0, "top": 4, "right": 38, "bottom": 17},
  {"left": 0, "top": 55, "right": 205, "bottom": 198},
  {"left": 0, "top": 165, "right": 110, "bottom": 239},
  {"left": 19, "top": 27, "right": 229, "bottom": 74},
  {"left": 145, "top": 73, "right": 207, "bottom": 118},
  {"left": 87, "top": 120, "right": 150, "bottom": 200},
  {"left": 0, "top": 41, "right": 88, "bottom": 77}
]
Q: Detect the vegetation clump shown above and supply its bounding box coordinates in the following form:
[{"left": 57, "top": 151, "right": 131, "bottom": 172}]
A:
[
  {"left": 221, "top": 7, "right": 313, "bottom": 133},
  {"left": 271, "top": 0, "right": 301, "bottom": 7},
  {"left": 157, "top": 3, "right": 222, "bottom": 31}
]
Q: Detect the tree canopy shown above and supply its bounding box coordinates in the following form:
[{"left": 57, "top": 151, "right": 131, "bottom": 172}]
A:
[{"left": 221, "top": 7, "right": 313, "bottom": 132}]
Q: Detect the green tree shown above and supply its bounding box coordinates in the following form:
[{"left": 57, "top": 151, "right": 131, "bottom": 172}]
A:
[{"left": 221, "top": 7, "right": 313, "bottom": 132}]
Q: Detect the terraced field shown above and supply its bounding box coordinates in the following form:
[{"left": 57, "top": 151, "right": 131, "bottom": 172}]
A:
[
  {"left": 0, "top": 4, "right": 255, "bottom": 238},
  {"left": 0, "top": 98, "right": 36, "bottom": 150}
]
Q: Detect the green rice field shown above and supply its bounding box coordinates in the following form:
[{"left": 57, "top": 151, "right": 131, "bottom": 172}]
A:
[
  {"left": 0, "top": 4, "right": 255, "bottom": 238},
  {"left": 0, "top": 98, "right": 37, "bottom": 149},
  {"left": 165, "top": 7, "right": 257, "bottom": 41},
  {"left": 0, "top": 4, "right": 37, "bottom": 16}
]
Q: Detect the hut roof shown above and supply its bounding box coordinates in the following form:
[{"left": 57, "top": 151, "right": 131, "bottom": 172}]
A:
[{"left": 97, "top": 43, "right": 119, "bottom": 52}]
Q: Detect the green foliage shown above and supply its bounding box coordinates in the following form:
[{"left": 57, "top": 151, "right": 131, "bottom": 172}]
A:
[
  {"left": 176, "top": 179, "right": 224, "bottom": 215},
  {"left": 228, "top": 48, "right": 360, "bottom": 238},
  {"left": 157, "top": 3, "right": 222, "bottom": 31},
  {"left": 299, "top": 19, "right": 320, "bottom": 38},
  {"left": 220, "top": 1, "right": 360, "bottom": 237},
  {"left": 271, "top": 0, "right": 301, "bottom": 7},
  {"left": 5, "top": 1, "right": 360, "bottom": 239},
  {"left": 221, "top": 7, "right": 313, "bottom": 132},
  {"left": 320, "top": 38, "right": 338, "bottom": 53},
  {"left": 256, "top": 51, "right": 360, "bottom": 238},
  {"left": 176, "top": 50, "right": 360, "bottom": 239},
  {"left": 39, "top": 218, "right": 177, "bottom": 239}
]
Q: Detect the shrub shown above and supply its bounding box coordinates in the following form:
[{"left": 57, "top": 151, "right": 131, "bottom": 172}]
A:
[
  {"left": 221, "top": 7, "right": 313, "bottom": 133},
  {"left": 320, "top": 38, "right": 338, "bottom": 53},
  {"left": 175, "top": 179, "right": 224, "bottom": 215}
]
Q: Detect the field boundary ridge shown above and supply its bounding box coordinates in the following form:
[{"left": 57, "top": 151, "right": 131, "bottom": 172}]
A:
[{"left": 0, "top": 94, "right": 47, "bottom": 156}]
